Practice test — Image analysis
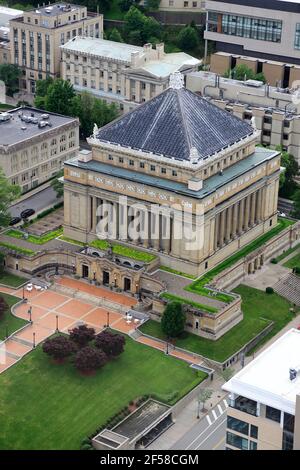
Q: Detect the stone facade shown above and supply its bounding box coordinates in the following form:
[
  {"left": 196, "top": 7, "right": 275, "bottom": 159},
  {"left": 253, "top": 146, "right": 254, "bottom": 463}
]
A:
[
  {"left": 60, "top": 39, "right": 200, "bottom": 113},
  {"left": 9, "top": 3, "right": 103, "bottom": 94}
]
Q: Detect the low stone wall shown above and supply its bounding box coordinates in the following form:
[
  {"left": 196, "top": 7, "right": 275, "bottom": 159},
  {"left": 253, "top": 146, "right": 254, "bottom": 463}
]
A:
[{"left": 211, "top": 220, "right": 300, "bottom": 291}]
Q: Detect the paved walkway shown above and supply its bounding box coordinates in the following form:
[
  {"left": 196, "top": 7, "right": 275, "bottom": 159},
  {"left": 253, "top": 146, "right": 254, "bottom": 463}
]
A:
[
  {"left": 0, "top": 277, "right": 139, "bottom": 374},
  {"left": 243, "top": 262, "right": 289, "bottom": 291},
  {"left": 152, "top": 270, "right": 226, "bottom": 309}
]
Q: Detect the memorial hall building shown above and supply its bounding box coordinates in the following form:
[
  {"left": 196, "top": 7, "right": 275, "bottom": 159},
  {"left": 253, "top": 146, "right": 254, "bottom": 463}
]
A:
[{"left": 63, "top": 73, "right": 281, "bottom": 276}]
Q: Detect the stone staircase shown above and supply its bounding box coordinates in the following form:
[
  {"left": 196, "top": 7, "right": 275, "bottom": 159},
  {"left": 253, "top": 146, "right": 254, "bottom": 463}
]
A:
[{"left": 273, "top": 273, "right": 300, "bottom": 305}]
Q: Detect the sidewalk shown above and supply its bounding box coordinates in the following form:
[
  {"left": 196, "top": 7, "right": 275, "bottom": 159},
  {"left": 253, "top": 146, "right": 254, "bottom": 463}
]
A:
[{"left": 147, "top": 374, "right": 228, "bottom": 450}]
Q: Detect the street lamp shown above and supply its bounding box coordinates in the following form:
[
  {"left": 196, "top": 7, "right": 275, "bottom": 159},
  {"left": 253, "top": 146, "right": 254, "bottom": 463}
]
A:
[
  {"left": 106, "top": 311, "right": 110, "bottom": 328},
  {"left": 165, "top": 339, "right": 169, "bottom": 355},
  {"left": 28, "top": 306, "right": 32, "bottom": 323},
  {"left": 32, "top": 332, "right": 36, "bottom": 349},
  {"left": 56, "top": 315, "right": 59, "bottom": 333},
  {"left": 5, "top": 324, "right": 8, "bottom": 339},
  {"left": 114, "top": 276, "right": 117, "bottom": 288}
]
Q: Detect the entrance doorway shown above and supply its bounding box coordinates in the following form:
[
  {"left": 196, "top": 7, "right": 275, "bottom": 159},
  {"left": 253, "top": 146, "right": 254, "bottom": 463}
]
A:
[
  {"left": 82, "top": 264, "right": 89, "bottom": 278},
  {"left": 103, "top": 270, "right": 110, "bottom": 285},
  {"left": 124, "top": 277, "right": 131, "bottom": 291}
]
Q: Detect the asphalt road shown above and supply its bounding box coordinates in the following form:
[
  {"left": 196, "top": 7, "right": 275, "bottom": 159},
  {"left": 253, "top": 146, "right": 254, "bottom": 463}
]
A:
[
  {"left": 9, "top": 186, "right": 60, "bottom": 218},
  {"left": 171, "top": 399, "right": 228, "bottom": 450}
]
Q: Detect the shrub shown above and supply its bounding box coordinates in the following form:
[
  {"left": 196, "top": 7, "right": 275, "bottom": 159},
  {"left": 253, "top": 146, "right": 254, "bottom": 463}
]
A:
[
  {"left": 69, "top": 324, "right": 95, "bottom": 348},
  {"left": 42, "top": 335, "right": 77, "bottom": 361},
  {"left": 81, "top": 443, "right": 93, "bottom": 450},
  {"left": 295, "top": 266, "right": 300, "bottom": 275},
  {"left": 95, "top": 330, "right": 125, "bottom": 357},
  {"left": 161, "top": 301, "right": 186, "bottom": 338},
  {"left": 270, "top": 258, "right": 278, "bottom": 264},
  {"left": 0, "top": 296, "right": 7, "bottom": 320},
  {"left": 265, "top": 287, "right": 274, "bottom": 294},
  {"left": 75, "top": 346, "right": 107, "bottom": 372}
]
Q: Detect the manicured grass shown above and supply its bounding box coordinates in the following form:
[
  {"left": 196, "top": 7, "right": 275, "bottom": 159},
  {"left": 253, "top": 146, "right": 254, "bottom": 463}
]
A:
[
  {"left": 5, "top": 228, "right": 63, "bottom": 245},
  {"left": 160, "top": 292, "right": 218, "bottom": 314},
  {"left": 90, "top": 239, "right": 157, "bottom": 263},
  {"left": 0, "top": 272, "right": 27, "bottom": 288},
  {"left": 274, "top": 244, "right": 300, "bottom": 263},
  {"left": 186, "top": 218, "right": 294, "bottom": 304},
  {"left": 0, "top": 103, "right": 14, "bottom": 110},
  {"left": 140, "top": 285, "right": 295, "bottom": 362},
  {"left": 160, "top": 266, "right": 196, "bottom": 280},
  {"left": 0, "top": 241, "right": 35, "bottom": 256},
  {"left": 0, "top": 335, "right": 206, "bottom": 450},
  {"left": 58, "top": 236, "right": 85, "bottom": 246},
  {"left": 0, "top": 293, "right": 27, "bottom": 340},
  {"left": 284, "top": 252, "right": 300, "bottom": 269}
]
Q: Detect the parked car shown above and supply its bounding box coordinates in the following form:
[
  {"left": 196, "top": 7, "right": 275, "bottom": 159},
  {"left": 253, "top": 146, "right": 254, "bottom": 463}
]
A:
[
  {"left": 9, "top": 216, "right": 21, "bottom": 226},
  {"left": 20, "top": 208, "right": 35, "bottom": 219}
]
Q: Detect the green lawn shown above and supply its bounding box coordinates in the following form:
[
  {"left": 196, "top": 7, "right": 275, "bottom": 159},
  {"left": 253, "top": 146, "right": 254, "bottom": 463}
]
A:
[
  {"left": 160, "top": 266, "right": 196, "bottom": 280},
  {"left": 140, "top": 285, "right": 295, "bottom": 362},
  {"left": 274, "top": 243, "right": 300, "bottom": 263},
  {"left": 0, "top": 272, "right": 27, "bottom": 288},
  {"left": 0, "top": 335, "right": 206, "bottom": 450},
  {"left": 90, "top": 239, "right": 157, "bottom": 263},
  {"left": 5, "top": 228, "right": 63, "bottom": 245},
  {"left": 186, "top": 217, "right": 294, "bottom": 304},
  {"left": 0, "top": 293, "right": 27, "bottom": 340},
  {"left": 284, "top": 252, "right": 300, "bottom": 269},
  {"left": 0, "top": 241, "right": 35, "bottom": 256},
  {"left": 160, "top": 292, "right": 218, "bottom": 314}
]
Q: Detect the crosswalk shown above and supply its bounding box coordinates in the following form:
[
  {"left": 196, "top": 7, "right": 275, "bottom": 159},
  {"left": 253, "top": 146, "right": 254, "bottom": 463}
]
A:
[{"left": 205, "top": 399, "right": 228, "bottom": 427}]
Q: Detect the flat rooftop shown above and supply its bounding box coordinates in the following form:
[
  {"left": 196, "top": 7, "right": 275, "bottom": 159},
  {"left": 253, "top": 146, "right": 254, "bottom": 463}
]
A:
[
  {"left": 61, "top": 37, "right": 143, "bottom": 63},
  {"left": 137, "top": 52, "right": 200, "bottom": 78},
  {"left": 65, "top": 147, "right": 278, "bottom": 200},
  {"left": 223, "top": 328, "right": 300, "bottom": 415},
  {"left": 0, "top": 107, "right": 77, "bottom": 149},
  {"left": 32, "top": 3, "right": 83, "bottom": 17},
  {"left": 0, "top": 6, "right": 22, "bottom": 27}
]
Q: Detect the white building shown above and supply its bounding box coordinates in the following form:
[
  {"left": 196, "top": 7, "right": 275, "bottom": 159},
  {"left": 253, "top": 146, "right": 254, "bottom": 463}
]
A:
[
  {"left": 187, "top": 70, "right": 300, "bottom": 162},
  {"left": 0, "top": 5, "right": 22, "bottom": 64},
  {"left": 60, "top": 37, "right": 201, "bottom": 113},
  {"left": 223, "top": 329, "right": 300, "bottom": 450}
]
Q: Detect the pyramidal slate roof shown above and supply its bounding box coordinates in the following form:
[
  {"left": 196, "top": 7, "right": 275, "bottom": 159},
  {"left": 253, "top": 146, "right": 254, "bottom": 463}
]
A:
[{"left": 95, "top": 85, "right": 254, "bottom": 162}]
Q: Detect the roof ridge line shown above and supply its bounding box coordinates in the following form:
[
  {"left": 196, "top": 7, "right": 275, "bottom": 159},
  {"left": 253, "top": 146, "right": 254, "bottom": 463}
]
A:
[
  {"left": 139, "top": 91, "right": 172, "bottom": 148},
  {"left": 176, "top": 88, "right": 193, "bottom": 156}
]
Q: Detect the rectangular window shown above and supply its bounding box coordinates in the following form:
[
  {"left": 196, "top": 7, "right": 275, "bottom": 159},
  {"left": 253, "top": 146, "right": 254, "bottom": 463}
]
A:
[
  {"left": 266, "top": 406, "right": 281, "bottom": 423},
  {"left": 119, "top": 157, "right": 124, "bottom": 163},
  {"left": 249, "top": 441, "right": 257, "bottom": 450},
  {"left": 129, "top": 160, "right": 134, "bottom": 166},
  {"left": 150, "top": 165, "right": 156, "bottom": 171},
  {"left": 215, "top": 13, "right": 282, "bottom": 43},
  {"left": 161, "top": 168, "right": 166, "bottom": 174},
  {"left": 250, "top": 425, "right": 258, "bottom": 439},
  {"left": 227, "top": 416, "right": 249, "bottom": 436},
  {"left": 108, "top": 155, "right": 113, "bottom": 161},
  {"left": 172, "top": 170, "right": 177, "bottom": 176},
  {"left": 226, "top": 432, "right": 248, "bottom": 450},
  {"left": 295, "top": 24, "right": 300, "bottom": 50}
]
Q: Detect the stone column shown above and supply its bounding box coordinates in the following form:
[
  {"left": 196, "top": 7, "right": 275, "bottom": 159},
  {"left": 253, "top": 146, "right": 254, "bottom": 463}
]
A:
[
  {"left": 118, "top": 201, "right": 128, "bottom": 241},
  {"left": 214, "top": 212, "right": 220, "bottom": 250},
  {"left": 142, "top": 209, "right": 149, "bottom": 248},
  {"left": 250, "top": 192, "right": 256, "bottom": 226},
  {"left": 219, "top": 210, "right": 225, "bottom": 248},
  {"left": 92, "top": 196, "right": 97, "bottom": 232},
  {"left": 244, "top": 195, "right": 251, "bottom": 231},
  {"left": 151, "top": 212, "right": 160, "bottom": 250},
  {"left": 225, "top": 206, "right": 232, "bottom": 243},
  {"left": 161, "top": 213, "right": 171, "bottom": 253},
  {"left": 238, "top": 198, "right": 245, "bottom": 234},
  {"left": 232, "top": 203, "right": 238, "bottom": 238},
  {"left": 171, "top": 213, "right": 182, "bottom": 257},
  {"left": 256, "top": 188, "right": 263, "bottom": 222},
  {"left": 87, "top": 195, "right": 92, "bottom": 232}
]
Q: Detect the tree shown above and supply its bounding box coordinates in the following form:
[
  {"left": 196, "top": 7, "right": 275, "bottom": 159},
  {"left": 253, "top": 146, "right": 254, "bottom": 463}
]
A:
[
  {"left": 0, "top": 64, "right": 21, "bottom": 97},
  {"left": 125, "top": 6, "right": 145, "bottom": 35},
  {"left": 0, "top": 168, "right": 21, "bottom": 227},
  {"left": 0, "top": 296, "right": 7, "bottom": 320},
  {"left": 223, "top": 65, "right": 266, "bottom": 83},
  {"left": 142, "top": 16, "right": 162, "bottom": 43},
  {"left": 34, "top": 77, "right": 54, "bottom": 109},
  {"left": 69, "top": 324, "right": 95, "bottom": 348},
  {"left": 44, "top": 79, "right": 76, "bottom": 115},
  {"left": 279, "top": 146, "right": 299, "bottom": 198},
  {"left": 197, "top": 389, "right": 213, "bottom": 415},
  {"left": 161, "top": 301, "right": 186, "bottom": 338},
  {"left": 51, "top": 170, "right": 64, "bottom": 199},
  {"left": 144, "top": 0, "right": 161, "bottom": 10},
  {"left": 178, "top": 26, "right": 199, "bottom": 51},
  {"left": 95, "top": 330, "right": 125, "bottom": 357},
  {"left": 119, "top": 0, "right": 138, "bottom": 12},
  {"left": 292, "top": 188, "right": 300, "bottom": 218},
  {"left": 42, "top": 335, "right": 77, "bottom": 361},
  {"left": 75, "top": 346, "right": 107, "bottom": 372},
  {"left": 76, "top": 92, "right": 119, "bottom": 138},
  {"left": 108, "top": 28, "right": 124, "bottom": 43}
]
